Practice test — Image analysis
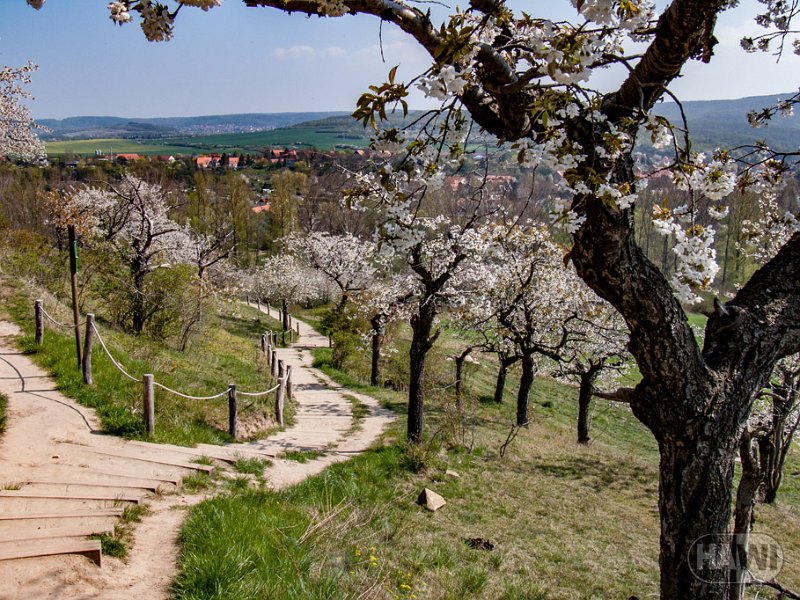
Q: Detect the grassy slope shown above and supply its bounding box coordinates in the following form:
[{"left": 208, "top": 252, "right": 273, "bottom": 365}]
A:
[
  {"left": 0, "top": 291, "right": 289, "bottom": 446},
  {"left": 174, "top": 315, "right": 800, "bottom": 599}
]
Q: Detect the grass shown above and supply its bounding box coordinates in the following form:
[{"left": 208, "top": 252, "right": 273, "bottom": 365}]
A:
[
  {"left": 174, "top": 315, "right": 800, "bottom": 599},
  {"left": 0, "top": 289, "right": 289, "bottom": 446},
  {"left": 234, "top": 456, "right": 272, "bottom": 476},
  {"left": 90, "top": 504, "right": 150, "bottom": 560},
  {"left": 281, "top": 449, "right": 325, "bottom": 463}
]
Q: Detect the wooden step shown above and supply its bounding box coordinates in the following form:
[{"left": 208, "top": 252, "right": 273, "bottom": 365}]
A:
[
  {"left": 0, "top": 537, "right": 102, "bottom": 566},
  {"left": 64, "top": 445, "right": 214, "bottom": 473},
  {"left": 124, "top": 441, "right": 233, "bottom": 465},
  {"left": 0, "top": 490, "right": 141, "bottom": 504},
  {"left": 23, "top": 480, "right": 160, "bottom": 494},
  {"left": 0, "top": 523, "right": 114, "bottom": 543},
  {"left": 129, "top": 441, "right": 270, "bottom": 464},
  {"left": 0, "top": 515, "right": 119, "bottom": 538},
  {"left": 197, "top": 443, "right": 278, "bottom": 460},
  {"left": 30, "top": 466, "right": 182, "bottom": 488},
  {"left": 0, "top": 509, "right": 124, "bottom": 521}
]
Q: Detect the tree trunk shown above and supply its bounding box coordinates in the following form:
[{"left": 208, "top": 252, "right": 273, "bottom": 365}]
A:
[
  {"left": 494, "top": 364, "right": 508, "bottom": 404},
  {"left": 408, "top": 301, "right": 437, "bottom": 443},
  {"left": 494, "top": 355, "right": 518, "bottom": 403},
  {"left": 656, "top": 429, "right": 740, "bottom": 600},
  {"left": 730, "top": 431, "right": 762, "bottom": 600},
  {"left": 516, "top": 353, "right": 535, "bottom": 426},
  {"left": 131, "top": 264, "right": 146, "bottom": 334},
  {"left": 577, "top": 372, "right": 593, "bottom": 444},
  {"left": 370, "top": 313, "right": 385, "bottom": 387},
  {"left": 282, "top": 298, "right": 289, "bottom": 332}
]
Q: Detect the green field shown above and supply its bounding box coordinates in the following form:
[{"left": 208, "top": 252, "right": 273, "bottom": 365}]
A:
[
  {"left": 45, "top": 138, "right": 202, "bottom": 156},
  {"left": 45, "top": 125, "right": 372, "bottom": 157}
]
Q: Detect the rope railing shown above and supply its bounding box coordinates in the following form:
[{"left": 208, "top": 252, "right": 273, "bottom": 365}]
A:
[
  {"left": 152, "top": 382, "right": 230, "bottom": 401},
  {"left": 238, "top": 383, "right": 281, "bottom": 398},
  {"left": 34, "top": 300, "right": 293, "bottom": 439},
  {"left": 42, "top": 307, "right": 86, "bottom": 330},
  {"left": 90, "top": 321, "right": 140, "bottom": 383}
]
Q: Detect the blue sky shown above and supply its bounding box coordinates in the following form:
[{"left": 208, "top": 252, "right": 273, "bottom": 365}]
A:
[{"left": 1, "top": 0, "right": 798, "bottom": 119}]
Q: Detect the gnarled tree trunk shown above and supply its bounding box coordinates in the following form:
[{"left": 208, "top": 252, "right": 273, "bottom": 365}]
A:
[{"left": 516, "top": 352, "right": 535, "bottom": 426}]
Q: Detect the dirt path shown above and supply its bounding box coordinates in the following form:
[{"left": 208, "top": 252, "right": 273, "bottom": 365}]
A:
[{"left": 0, "top": 308, "right": 392, "bottom": 599}]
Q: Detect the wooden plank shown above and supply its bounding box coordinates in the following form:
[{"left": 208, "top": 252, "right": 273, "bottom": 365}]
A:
[
  {"left": 0, "top": 524, "right": 113, "bottom": 543},
  {"left": 0, "top": 509, "right": 124, "bottom": 521},
  {"left": 62, "top": 444, "right": 214, "bottom": 473},
  {"left": 0, "top": 491, "right": 141, "bottom": 504},
  {"left": 0, "top": 537, "right": 102, "bottom": 566},
  {"left": 24, "top": 480, "right": 160, "bottom": 493}
]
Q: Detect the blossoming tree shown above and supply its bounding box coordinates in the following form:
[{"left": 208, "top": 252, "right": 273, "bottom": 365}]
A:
[
  {"left": 0, "top": 62, "right": 44, "bottom": 162},
  {"left": 30, "top": 0, "right": 800, "bottom": 597}
]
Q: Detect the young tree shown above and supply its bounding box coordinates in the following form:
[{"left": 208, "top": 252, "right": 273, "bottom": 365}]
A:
[
  {"left": 284, "top": 231, "right": 377, "bottom": 310},
  {"left": 552, "top": 294, "right": 630, "bottom": 444},
  {"left": 41, "top": 1, "right": 800, "bottom": 597},
  {"left": 486, "top": 224, "right": 578, "bottom": 426},
  {"left": 354, "top": 274, "right": 414, "bottom": 386},
  {"left": 72, "top": 174, "right": 191, "bottom": 333}
]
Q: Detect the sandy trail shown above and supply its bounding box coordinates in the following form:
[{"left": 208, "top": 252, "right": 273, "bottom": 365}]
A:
[{"left": 0, "top": 306, "right": 392, "bottom": 599}]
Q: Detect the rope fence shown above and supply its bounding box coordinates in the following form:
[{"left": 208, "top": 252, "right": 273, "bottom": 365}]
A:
[{"left": 34, "top": 300, "right": 293, "bottom": 439}]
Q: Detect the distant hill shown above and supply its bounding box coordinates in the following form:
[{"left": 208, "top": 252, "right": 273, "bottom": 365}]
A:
[
  {"left": 42, "top": 94, "right": 800, "bottom": 156},
  {"left": 39, "top": 112, "right": 351, "bottom": 141},
  {"left": 651, "top": 92, "right": 800, "bottom": 151}
]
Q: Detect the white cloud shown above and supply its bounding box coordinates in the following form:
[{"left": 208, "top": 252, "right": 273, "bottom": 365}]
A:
[
  {"left": 271, "top": 45, "right": 317, "bottom": 61},
  {"left": 271, "top": 45, "right": 348, "bottom": 61}
]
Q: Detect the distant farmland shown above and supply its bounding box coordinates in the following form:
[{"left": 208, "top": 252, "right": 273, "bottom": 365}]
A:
[{"left": 45, "top": 125, "right": 372, "bottom": 156}]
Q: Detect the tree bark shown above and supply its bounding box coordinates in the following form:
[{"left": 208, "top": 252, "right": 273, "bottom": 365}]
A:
[
  {"left": 657, "top": 427, "right": 740, "bottom": 600},
  {"left": 370, "top": 313, "right": 385, "bottom": 387},
  {"left": 516, "top": 353, "right": 535, "bottom": 426},
  {"left": 731, "top": 430, "right": 763, "bottom": 600},
  {"left": 494, "top": 355, "right": 518, "bottom": 403},
  {"left": 282, "top": 298, "right": 289, "bottom": 332},
  {"left": 131, "top": 262, "right": 146, "bottom": 334},
  {"left": 408, "top": 301, "right": 436, "bottom": 443},
  {"left": 577, "top": 372, "right": 593, "bottom": 444}
]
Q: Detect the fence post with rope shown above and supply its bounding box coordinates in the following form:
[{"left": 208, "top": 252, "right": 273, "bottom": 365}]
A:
[
  {"left": 35, "top": 299, "right": 44, "bottom": 345},
  {"left": 228, "top": 383, "right": 237, "bottom": 440},
  {"left": 143, "top": 374, "right": 155, "bottom": 436},
  {"left": 276, "top": 360, "right": 286, "bottom": 426},
  {"left": 82, "top": 314, "right": 94, "bottom": 385}
]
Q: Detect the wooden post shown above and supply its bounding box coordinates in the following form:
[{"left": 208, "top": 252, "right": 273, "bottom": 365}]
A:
[
  {"left": 288, "top": 315, "right": 292, "bottom": 328},
  {"left": 271, "top": 349, "right": 278, "bottom": 378},
  {"left": 261, "top": 333, "right": 267, "bottom": 354},
  {"left": 143, "top": 374, "right": 155, "bottom": 436},
  {"left": 228, "top": 384, "right": 238, "bottom": 440},
  {"left": 68, "top": 224, "right": 82, "bottom": 366},
  {"left": 296, "top": 322, "right": 300, "bottom": 337},
  {"left": 82, "top": 314, "right": 94, "bottom": 385},
  {"left": 328, "top": 335, "right": 332, "bottom": 348},
  {"left": 286, "top": 365, "right": 292, "bottom": 400},
  {"left": 35, "top": 299, "right": 44, "bottom": 345},
  {"left": 275, "top": 361, "right": 285, "bottom": 426}
]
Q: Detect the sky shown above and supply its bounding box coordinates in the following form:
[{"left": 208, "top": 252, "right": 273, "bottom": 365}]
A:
[{"left": 0, "top": 0, "right": 798, "bottom": 120}]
